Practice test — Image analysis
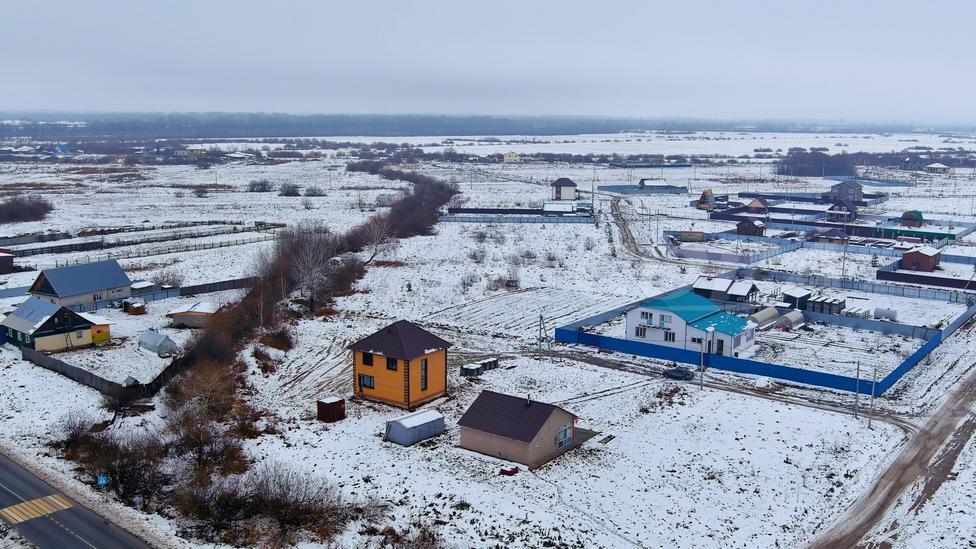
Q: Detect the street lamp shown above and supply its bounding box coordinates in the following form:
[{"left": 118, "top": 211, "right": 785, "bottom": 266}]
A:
[{"left": 700, "top": 326, "right": 715, "bottom": 391}]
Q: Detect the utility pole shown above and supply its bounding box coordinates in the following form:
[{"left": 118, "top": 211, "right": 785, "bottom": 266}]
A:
[
  {"left": 854, "top": 360, "right": 861, "bottom": 419},
  {"left": 868, "top": 362, "right": 877, "bottom": 429}
]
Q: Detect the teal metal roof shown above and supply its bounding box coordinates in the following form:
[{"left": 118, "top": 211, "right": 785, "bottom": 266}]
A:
[
  {"left": 688, "top": 311, "right": 749, "bottom": 336},
  {"left": 640, "top": 288, "right": 720, "bottom": 323}
]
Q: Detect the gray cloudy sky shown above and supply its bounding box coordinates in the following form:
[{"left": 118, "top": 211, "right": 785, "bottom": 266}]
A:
[{"left": 3, "top": 0, "right": 974, "bottom": 123}]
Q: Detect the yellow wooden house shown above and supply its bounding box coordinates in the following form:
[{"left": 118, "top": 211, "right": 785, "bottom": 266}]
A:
[{"left": 349, "top": 320, "right": 452, "bottom": 410}]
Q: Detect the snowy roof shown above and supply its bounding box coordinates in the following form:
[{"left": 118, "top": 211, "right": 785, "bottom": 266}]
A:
[
  {"left": 392, "top": 409, "right": 444, "bottom": 429},
  {"left": 31, "top": 260, "right": 131, "bottom": 298},
  {"left": 319, "top": 396, "right": 342, "bottom": 404},
  {"left": 640, "top": 289, "right": 721, "bottom": 323},
  {"left": 0, "top": 299, "right": 62, "bottom": 334},
  {"left": 458, "top": 390, "right": 573, "bottom": 443},
  {"left": 130, "top": 280, "right": 155, "bottom": 290},
  {"left": 727, "top": 281, "right": 758, "bottom": 297},
  {"left": 348, "top": 320, "right": 451, "bottom": 360},
  {"left": 166, "top": 301, "right": 218, "bottom": 316},
  {"left": 926, "top": 162, "right": 948, "bottom": 169},
  {"left": 782, "top": 286, "right": 812, "bottom": 299},
  {"left": 692, "top": 277, "right": 733, "bottom": 293},
  {"left": 77, "top": 312, "right": 113, "bottom": 325},
  {"left": 908, "top": 246, "right": 940, "bottom": 257}
]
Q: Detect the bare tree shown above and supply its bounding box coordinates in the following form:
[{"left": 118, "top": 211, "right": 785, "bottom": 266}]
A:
[
  {"left": 290, "top": 230, "right": 340, "bottom": 312},
  {"left": 251, "top": 462, "right": 341, "bottom": 538},
  {"left": 362, "top": 215, "right": 398, "bottom": 264}
]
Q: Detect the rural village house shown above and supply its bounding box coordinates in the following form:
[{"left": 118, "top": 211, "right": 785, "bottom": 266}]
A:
[
  {"left": 458, "top": 390, "right": 581, "bottom": 469},
  {"left": 0, "top": 298, "right": 95, "bottom": 352},
  {"left": 550, "top": 177, "right": 577, "bottom": 201},
  {"left": 29, "top": 260, "right": 131, "bottom": 309},
  {"left": 349, "top": 320, "right": 452, "bottom": 410},
  {"left": 625, "top": 288, "right": 755, "bottom": 357}
]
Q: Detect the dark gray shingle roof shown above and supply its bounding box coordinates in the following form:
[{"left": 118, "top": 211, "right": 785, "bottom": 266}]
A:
[
  {"left": 551, "top": 177, "right": 577, "bottom": 187},
  {"left": 348, "top": 320, "right": 451, "bottom": 360},
  {"left": 457, "top": 390, "right": 574, "bottom": 443}
]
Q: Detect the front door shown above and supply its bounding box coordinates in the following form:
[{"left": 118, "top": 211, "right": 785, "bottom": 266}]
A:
[{"left": 716, "top": 339, "right": 725, "bottom": 356}]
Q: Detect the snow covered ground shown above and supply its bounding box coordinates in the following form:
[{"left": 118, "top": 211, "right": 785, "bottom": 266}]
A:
[{"left": 0, "top": 133, "right": 974, "bottom": 547}]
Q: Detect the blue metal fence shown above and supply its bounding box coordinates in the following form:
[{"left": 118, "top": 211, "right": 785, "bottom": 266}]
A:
[
  {"left": 555, "top": 326, "right": 882, "bottom": 396},
  {"left": 554, "top": 271, "right": 976, "bottom": 396}
]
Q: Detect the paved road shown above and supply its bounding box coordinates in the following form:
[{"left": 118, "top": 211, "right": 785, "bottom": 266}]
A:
[{"left": 0, "top": 453, "right": 148, "bottom": 549}]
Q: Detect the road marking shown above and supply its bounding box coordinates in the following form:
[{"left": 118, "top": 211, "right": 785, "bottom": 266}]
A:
[{"left": 0, "top": 494, "right": 74, "bottom": 524}]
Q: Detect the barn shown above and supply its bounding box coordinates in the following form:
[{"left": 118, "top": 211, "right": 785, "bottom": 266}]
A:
[
  {"left": 902, "top": 246, "right": 941, "bottom": 272},
  {"left": 736, "top": 219, "right": 766, "bottom": 237},
  {"left": 900, "top": 210, "right": 924, "bottom": 228},
  {"left": 166, "top": 301, "right": 218, "bottom": 328}
]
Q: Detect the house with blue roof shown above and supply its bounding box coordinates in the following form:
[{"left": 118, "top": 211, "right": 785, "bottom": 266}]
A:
[
  {"left": 0, "top": 298, "right": 94, "bottom": 352},
  {"left": 625, "top": 288, "right": 755, "bottom": 357},
  {"left": 29, "top": 260, "right": 132, "bottom": 309}
]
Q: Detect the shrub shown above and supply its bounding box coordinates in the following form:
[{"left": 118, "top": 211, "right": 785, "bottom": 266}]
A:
[
  {"left": 247, "top": 179, "right": 274, "bottom": 192},
  {"left": 584, "top": 236, "right": 596, "bottom": 251},
  {"left": 303, "top": 185, "right": 324, "bottom": 197},
  {"left": 259, "top": 327, "right": 293, "bottom": 352},
  {"left": 278, "top": 183, "right": 301, "bottom": 197},
  {"left": 193, "top": 186, "right": 209, "bottom": 198},
  {"left": 165, "top": 361, "right": 236, "bottom": 421},
  {"left": 467, "top": 247, "right": 486, "bottom": 264},
  {"left": 0, "top": 195, "right": 53, "bottom": 223},
  {"left": 151, "top": 268, "right": 185, "bottom": 287},
  {"left": 251, "top": 463, "right": 344, "bottom": 540}
]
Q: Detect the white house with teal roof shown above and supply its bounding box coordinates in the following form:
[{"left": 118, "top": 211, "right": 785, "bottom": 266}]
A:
[{"left": 625, "top": 288, "right": 755, "bottom": 357}]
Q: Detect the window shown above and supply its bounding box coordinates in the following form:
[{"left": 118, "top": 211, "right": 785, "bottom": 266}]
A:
[
  {"left": 635, "top": 326, "right": 646, "bottom": 338},
  {"left": 664, "top": 331, "right": 676, "bottom": 343},
  {"left": 640, "top": 311, "right": 652, "bottom": 321},
  {"left": 733, "top": 335, "right": 741, "bottom": 348},
  {"left": 557, "top": 423, "right": 573, "bottom": 448},
  {"left": 361, "top": 352, "right": 373, "bottom": 366},
  {"left": 386, "top": 356, "right": 398, "bottom": 371},
  {"left": 746, "top": 329, "right": 754, "bottom": 341},
  {"left": 358, "top": 374, "right": 375, "bottom": 389},
  {"left": 75, "top": 330, "right": 83, "bottom": 339},
  {"left": 659, "top": 314, "right": 672, "bottom": 328},
  {"left": 691, "top": 337, "right": 703, "bottom": 345},
  {"left": 421, "top": 358, "right": 428, "bottom": 391}
]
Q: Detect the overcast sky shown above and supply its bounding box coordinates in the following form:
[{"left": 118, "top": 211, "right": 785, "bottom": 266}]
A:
[{"left": 2, "top": 0, "right": 974, "bottom": 124}]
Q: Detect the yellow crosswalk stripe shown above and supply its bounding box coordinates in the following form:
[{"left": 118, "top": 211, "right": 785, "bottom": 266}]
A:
[{"left": 0, "top": 494, "right": 75, "bottom": 525}]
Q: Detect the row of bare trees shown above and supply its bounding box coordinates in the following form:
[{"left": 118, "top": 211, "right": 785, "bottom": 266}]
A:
[{"left": 56, "top": 164, "right": 457, "bottom": 545}]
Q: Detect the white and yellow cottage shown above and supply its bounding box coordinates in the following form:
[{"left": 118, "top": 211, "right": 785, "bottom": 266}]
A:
[{"left": 0, "top": 298, "right": 95, "bottom": 352}]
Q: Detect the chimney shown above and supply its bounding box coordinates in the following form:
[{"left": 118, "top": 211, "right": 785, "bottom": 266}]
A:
[{"left": 526, "top": 394, "right": 531, "bottom": 406}]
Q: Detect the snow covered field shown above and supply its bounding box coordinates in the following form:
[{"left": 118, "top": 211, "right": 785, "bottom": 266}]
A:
[{"left": 0, "top": 131, "right": 974, "bottom": 547}]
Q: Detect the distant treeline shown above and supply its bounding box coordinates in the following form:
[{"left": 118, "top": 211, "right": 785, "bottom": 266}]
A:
[
  {"left": 0, "top": 112, "right": 968, "bottom": 140},
  {"left": 778, "top": 151, "right": 976, "bottom": 177}
]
